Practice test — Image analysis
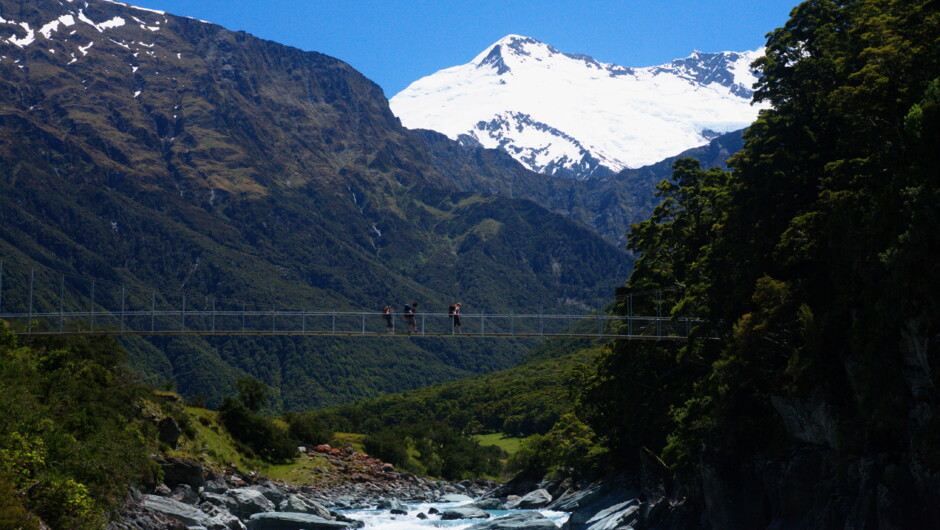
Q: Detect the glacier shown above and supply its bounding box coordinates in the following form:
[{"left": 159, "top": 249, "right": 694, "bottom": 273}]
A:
[{"left": 390, "top": 35, "right": 768, "bottom": 179}]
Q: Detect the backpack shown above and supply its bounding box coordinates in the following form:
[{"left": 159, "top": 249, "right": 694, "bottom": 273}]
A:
[{"left": 448, "top": 305, "right": 456, "bottom": 315}]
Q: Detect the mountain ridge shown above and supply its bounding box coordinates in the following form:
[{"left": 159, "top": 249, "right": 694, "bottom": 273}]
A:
[
  {"left": 0, "top": 0, "right": 630, "bottom": 408},
  {"left": 391, "top": 34, "right": 764, "bottom": 178}
]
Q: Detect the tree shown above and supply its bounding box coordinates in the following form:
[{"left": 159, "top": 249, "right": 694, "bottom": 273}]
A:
[{"left": 236, "top": 377, "right": 268, "bottom": 412}]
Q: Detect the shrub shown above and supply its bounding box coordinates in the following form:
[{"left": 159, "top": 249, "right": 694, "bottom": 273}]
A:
[
  {"left": 286, "top": 412, "right": 334, "bottom": 446},
  {"left": 218, "top": 397, "right": 297, "bottom": 463},
  {"left": 363, "top": 429, "right": 408, "bottom": 467}
]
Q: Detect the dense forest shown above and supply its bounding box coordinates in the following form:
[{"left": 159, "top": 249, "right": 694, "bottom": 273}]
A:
[
  {"left": 573, "top": 0, "right": 939, "bottom": 525},
  {"left": 0, "top": 323, "right": 157, "bottom": 528}
]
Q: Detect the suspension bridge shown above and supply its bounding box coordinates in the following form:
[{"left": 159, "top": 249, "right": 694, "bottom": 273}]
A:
[{"left": 0, "top": 259, "right": 708, "bottom": 340}]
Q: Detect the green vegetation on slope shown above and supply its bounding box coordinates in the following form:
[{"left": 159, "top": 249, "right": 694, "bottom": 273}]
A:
[
  {"left": 0, "top": 322, "right": 155, "bottom": 528},
  {"left": 309, "top": 334, "right": 603, "bottom": 438}
]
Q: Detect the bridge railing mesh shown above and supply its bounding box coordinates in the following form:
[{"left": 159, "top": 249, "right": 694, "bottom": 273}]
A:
[{"left": 0, "top": 259, "right": 710, "bottom": 340}]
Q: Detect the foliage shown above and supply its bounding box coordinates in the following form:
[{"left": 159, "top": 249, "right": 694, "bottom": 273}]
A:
[
  {"left": 0, "top": 321, "right": 153, "bottom": 528},
  {"left": 218, "top": 397, "right": 297, "bottom": 464},
  {"left": 236, "top": 377, "right": 270, "bottom": 412},
  {"left": 363, "top": 422, "right": 504, "bottom": 480},
  {"left": 286, "top": 412, "right": 335, "bottom": 447},
  {"left": 0, "top": 475, "right": 39, "bottom": 530},
  {"left": 308, "top": 338, "right": 602, "bottom": 439},
  {"left": 507, "top": 413, "right": 606, "bottom": 478},
  {"left": 363, "top": 430, "right": 410, "bottom": 468},
  {"left": 579, "top": 0, "right": 940, "bottom": 486}
]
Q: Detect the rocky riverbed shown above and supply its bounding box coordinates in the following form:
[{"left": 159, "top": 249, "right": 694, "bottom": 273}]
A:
[{"left": 108, "top": 445, "right": 676, "bottom": 530}]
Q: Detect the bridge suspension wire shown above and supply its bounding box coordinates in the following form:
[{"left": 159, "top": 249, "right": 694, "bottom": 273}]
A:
[{"left": 0, "top": 257, "right": 713, "bottom": 341}]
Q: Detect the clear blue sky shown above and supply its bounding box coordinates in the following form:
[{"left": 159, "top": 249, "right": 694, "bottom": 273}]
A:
[{"left": 129, "top": 0, "right": 799, "bottom": 97}]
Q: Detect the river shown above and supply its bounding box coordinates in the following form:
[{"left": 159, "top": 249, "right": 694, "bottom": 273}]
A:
[{"left": 338, "top": 500, "right": 570, "bottom": 530}]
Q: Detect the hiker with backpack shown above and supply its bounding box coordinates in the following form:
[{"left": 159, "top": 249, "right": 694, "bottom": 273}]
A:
[
  {"left": 449, "top": 302, "right": 462, "bottom": 333},
  {"left": 404, "top": 302, "right": 418, "bottom": 333},
  {"left": 382, "top": 305, "right": 394, "bottom": 333}
]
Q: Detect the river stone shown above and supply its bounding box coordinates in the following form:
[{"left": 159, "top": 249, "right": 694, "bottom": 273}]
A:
[
  {"left": 571, "top": 499, "right": 640, "bottom": 530},
  {"left": 247, "top": 512, "right": 356, "bottom": 530},
  {"left": 509, "top": 489, "right": 552, "bottom": 509},
  {"left": 468, "top": 512, "right": 559, "bottom": 530},
  {"left": 376, "top": 498, "right": 407, "bottom": 511},
  {"left": 141, "top": 494, "right": 236, "bottom": 529},
  {"left": 470, "top": 498, "right": 505, "bottom": 510},
  {"left": 279, "top": 494, "right": 332, "bottom": 518},
  {"left": 440, "top": 507, "right": 491, "bottom": 520},
  {"left": 547, "top": 484, "right": 604, "bottom": 512},
  {"left": 226, "top": 488, "right": 276, "bottom": 519},
  {"left": 253, "top": 484, "right": 288, "bottom": 506},
  {"left": 170, "top": 484, "right": 200, "bottom": 505},
  {"left": 439, "top": 493, "right": 475, "bottom": 503}
]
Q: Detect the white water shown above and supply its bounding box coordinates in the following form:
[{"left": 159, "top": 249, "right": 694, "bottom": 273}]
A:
[{"left": 337, "top": 500, "right": 570, "bottom": 530}]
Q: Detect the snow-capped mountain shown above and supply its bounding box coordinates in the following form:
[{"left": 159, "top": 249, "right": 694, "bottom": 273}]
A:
[{"left": 390, "top": 35, "right": 767, "bottom": 179}]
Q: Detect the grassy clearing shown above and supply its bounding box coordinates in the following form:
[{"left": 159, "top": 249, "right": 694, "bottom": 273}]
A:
[
  {"left": 333, "top": 432, "right": 365, "bottom": 453},
  {"left": 473, "top": 433, "right": 527, "bottom": 455},
  {"left": 176, "top": 406, "right": 261, "bottom": 471},
  {"left": 262, "top": 453, "right": 331, "bottom": 484}
]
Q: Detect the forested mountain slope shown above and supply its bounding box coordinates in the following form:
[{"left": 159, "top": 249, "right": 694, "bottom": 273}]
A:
[
  {"left": 0, "top": 0, "right": 630, "bottom": 408},
  {"left": 417, "top": 128, "right": 744, "bottom": 246},
  {"left": 573, "top": 0, "right": 940, "bottom": 527}
]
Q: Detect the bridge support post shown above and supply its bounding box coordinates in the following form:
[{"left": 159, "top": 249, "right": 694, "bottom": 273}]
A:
[
  {"left": 90, "top": 279, "right": 95, "bottom": 332},
  {"left": 27, "top": 268, "right": 34, "bottom": 335},
  {"left": 302, "top": 309, "right": 306, "bottom": 334},
  {"left": 628, "top": 294, "right": 633, "bottom": 337},
  {"left": 60, "top": 274, "right": 65, "bottom": 333},
  {"left": 332, "top": 312, "right": 335, "bottom": 334},
  {"left": 657, "top": 290, "right": 662, "bottom": 338},
  {"left": 362, "top": 313, "right": 365, "bottom": 335},
  {"left": 421, "top": 314, "right": 425, "bottom": 335},
  {"left": 121, "top": 287, "right": 126, "bottom": 333}
]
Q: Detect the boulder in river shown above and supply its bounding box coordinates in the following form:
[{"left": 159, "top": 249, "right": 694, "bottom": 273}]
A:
[
  {"left": 439, "top": 493, "right": 475, "bottom": 503},
  {"left": 440, "top": 507, "right": 491, "bottom": 520},
  {"left": 279, "top": 494, "right": 332, "bottom": 518},
  {"left": 247, "top": 512, "right": 357, "bottom": 530},
  {"left": 468, "top": 512, "right": 559, "bottom": 530},
  {"left": 508, "top": 489, "right": 552, "bottom": 509},
  {"left": 471, "top": 498, "right": 505, "bottom": 510}
]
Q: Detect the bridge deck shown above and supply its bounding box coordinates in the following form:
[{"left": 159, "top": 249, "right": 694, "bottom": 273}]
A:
[{"left": 0, "top": 310, "right": 707, "bottom": 340}]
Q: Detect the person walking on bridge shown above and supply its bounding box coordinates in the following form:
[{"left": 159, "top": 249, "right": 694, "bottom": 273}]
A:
[
  {"left": 382, "top": 305, "right": 394, "bottom": 333},
  {"left": 449, "top": 303, "right": 462, "bottom": 333},
  {"left": 404, "top": 302, "right": 418, "bottom": 334}
]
